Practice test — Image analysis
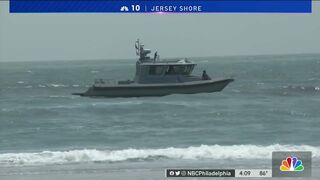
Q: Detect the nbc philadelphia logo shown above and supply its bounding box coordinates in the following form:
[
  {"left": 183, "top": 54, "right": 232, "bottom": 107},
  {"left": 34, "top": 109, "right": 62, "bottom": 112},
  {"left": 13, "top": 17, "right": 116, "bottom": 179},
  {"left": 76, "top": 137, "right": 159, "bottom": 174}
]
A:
[{"left": 280, "top": 156, "right": 304, "bottom": 172}]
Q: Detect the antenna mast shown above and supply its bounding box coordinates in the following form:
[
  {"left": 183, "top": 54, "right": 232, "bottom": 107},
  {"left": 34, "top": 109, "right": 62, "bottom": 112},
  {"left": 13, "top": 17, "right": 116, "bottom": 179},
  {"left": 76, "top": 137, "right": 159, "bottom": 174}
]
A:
[{"left": 135, "top": 39, "right": 140, "bottom": 56}]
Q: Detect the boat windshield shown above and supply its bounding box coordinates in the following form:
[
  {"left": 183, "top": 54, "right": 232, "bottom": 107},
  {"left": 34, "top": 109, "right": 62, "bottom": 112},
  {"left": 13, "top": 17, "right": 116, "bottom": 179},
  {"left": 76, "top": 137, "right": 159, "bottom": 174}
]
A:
[
  {"left": 149, "top": 65, "right": 194, "bottom": 75},
  {"left": 165, "top": 65, "right": 194, "bottom": 75}
]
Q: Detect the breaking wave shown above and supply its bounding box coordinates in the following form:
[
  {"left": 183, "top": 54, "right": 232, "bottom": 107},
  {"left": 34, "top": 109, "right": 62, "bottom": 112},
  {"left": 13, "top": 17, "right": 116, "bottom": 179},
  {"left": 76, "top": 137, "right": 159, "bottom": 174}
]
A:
[
  {"left": 48, "top": 84, "right": 68, "bottom": 88},
  {"left": 0, "top": 144, "right": 319, "bottom": 166}
]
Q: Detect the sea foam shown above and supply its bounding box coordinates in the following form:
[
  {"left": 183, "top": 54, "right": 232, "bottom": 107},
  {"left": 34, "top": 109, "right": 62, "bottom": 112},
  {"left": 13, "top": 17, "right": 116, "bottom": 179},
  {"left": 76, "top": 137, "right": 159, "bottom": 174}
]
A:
[{"left": 0, "top": 144, "right": 319, "bottom": 166}]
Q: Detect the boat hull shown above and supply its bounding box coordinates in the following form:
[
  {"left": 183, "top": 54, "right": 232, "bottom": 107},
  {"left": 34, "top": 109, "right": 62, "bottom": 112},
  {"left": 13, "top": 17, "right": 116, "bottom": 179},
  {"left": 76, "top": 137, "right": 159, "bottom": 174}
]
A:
[{"left": 73, "top": 78, "right": 233, "bottom": 98}]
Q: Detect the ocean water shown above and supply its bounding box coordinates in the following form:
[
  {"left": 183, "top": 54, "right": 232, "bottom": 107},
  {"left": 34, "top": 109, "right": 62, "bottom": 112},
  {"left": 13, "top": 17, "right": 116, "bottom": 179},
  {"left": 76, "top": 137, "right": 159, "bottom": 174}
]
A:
[{"left": 0, "top": 54, "right": 320, "bottom": 178}]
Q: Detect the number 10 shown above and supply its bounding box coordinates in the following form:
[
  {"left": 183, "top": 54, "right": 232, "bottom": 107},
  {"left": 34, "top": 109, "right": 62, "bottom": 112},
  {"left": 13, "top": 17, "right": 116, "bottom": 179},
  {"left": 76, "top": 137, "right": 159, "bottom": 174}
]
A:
[{"left": 131, "top": 5, "right": 140, "bottom": 11}]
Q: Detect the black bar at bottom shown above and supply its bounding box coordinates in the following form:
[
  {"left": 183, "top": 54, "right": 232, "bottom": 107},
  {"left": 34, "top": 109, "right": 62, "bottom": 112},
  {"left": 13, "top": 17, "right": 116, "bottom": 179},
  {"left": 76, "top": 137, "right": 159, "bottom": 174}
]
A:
[{"left": 166, "top": 169, "right": 235, "bottom": 177}]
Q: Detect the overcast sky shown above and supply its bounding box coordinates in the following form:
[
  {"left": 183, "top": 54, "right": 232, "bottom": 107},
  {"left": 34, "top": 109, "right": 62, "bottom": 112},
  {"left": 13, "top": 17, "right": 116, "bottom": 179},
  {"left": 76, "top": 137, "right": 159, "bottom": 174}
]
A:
[{"left": 0, "top": 2, "right": 319, "bottom": 62}]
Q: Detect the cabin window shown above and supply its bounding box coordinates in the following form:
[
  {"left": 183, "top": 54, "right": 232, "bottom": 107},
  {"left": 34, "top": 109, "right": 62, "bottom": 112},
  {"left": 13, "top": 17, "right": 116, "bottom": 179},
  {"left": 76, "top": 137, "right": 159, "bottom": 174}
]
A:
[
  {"left": 165, "top": 65, "right": 194, "bottom": 75},
  {"left": 149, "top": 66, "right": 165, "bottom": 75}
]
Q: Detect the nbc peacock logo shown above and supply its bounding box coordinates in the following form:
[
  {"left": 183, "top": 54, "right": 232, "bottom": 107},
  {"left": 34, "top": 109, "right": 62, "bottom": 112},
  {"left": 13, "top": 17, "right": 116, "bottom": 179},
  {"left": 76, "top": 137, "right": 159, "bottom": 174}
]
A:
[{"left": 280, "top": 156, "right": 304, "bottom": 172}]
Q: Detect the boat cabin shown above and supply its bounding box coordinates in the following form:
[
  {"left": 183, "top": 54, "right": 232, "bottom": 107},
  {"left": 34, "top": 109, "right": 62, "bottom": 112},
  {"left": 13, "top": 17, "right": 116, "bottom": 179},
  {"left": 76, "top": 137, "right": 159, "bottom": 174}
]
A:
[{"left": 134, "top": 39, "right": 199, "bottom": 84}]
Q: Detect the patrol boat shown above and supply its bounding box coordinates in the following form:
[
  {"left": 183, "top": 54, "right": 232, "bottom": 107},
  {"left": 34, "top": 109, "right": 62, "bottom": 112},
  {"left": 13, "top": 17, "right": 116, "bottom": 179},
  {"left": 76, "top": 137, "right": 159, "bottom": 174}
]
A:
[{"left": 73, "top": 40, "right": 233, "bottom": 97}]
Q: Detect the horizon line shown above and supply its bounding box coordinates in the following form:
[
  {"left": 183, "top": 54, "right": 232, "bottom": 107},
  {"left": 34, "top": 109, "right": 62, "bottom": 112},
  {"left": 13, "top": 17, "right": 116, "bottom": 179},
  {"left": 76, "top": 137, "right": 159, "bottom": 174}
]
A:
[{"left": 1, "top": 52, "right": 320, "bottom": 63}]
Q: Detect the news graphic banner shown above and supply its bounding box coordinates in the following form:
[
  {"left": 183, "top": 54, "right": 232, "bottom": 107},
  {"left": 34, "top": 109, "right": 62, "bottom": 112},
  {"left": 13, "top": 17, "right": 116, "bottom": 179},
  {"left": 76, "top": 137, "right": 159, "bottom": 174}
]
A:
[
  {"left": 165, "top": 151, "right": 312, "bottom": 178},
  {"left": 10, "top": 0, "right": 312, "bottom": 13}
]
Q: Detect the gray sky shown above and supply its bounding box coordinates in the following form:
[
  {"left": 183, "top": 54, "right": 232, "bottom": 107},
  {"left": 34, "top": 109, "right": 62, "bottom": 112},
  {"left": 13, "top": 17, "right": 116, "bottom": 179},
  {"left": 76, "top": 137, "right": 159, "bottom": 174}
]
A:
[{"left": 0, "top": 2, "right": 320, "bottom": 62}]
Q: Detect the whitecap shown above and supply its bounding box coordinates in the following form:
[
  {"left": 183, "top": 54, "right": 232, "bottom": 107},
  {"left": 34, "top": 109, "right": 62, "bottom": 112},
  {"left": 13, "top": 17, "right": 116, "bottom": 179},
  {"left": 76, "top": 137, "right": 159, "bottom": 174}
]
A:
[
  {"left": 231, "top": 89, "right": 241, "bottom": 93},
  {"left": 0, "top": 144, "right": 318, "bottom": 166},
  {"left": 49, "top": 84, "right": 67, "bottom": 88}
]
